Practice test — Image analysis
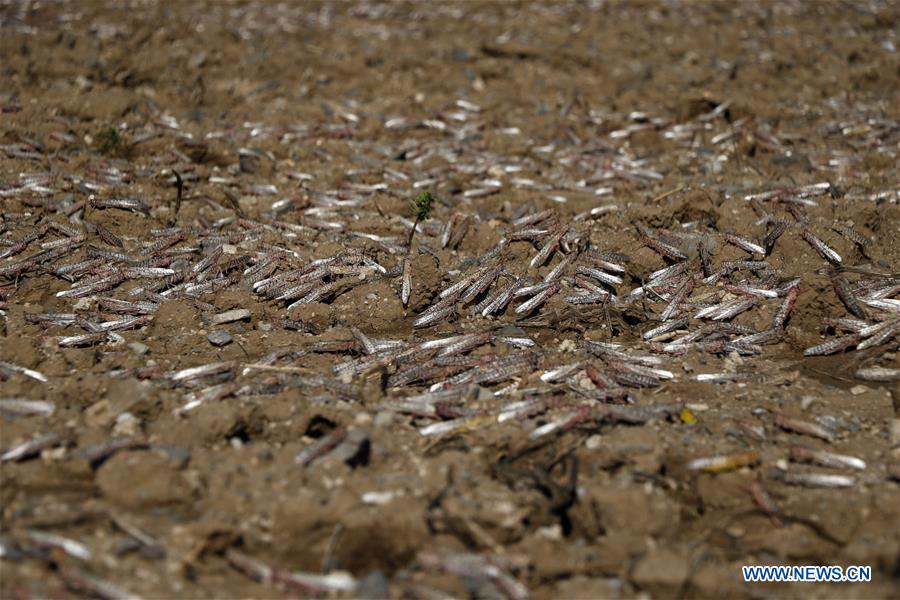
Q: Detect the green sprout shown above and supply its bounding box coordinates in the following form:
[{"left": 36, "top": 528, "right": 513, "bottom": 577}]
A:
[
  {"left": 406, "top": 190, "right": 434, "bottom": 252},
  {"left": 413, "top": 190, "right": 434, "bottom": 222},
  {"left": 96, "top": 126, "right": 123, "bottom": 155}
]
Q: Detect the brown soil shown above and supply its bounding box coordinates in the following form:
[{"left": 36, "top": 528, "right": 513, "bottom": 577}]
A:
[{"left": 1, "top": 1, "right": 899, "bottom": 599}]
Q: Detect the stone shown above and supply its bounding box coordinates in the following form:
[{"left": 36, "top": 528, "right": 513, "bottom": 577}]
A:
[
  {"left": 112, "top": 412, "right": 140, "bottom": 437},
  {"left": 373, "top": 412, "right": 394, "bottom": 428},
  {"left": 207, "top": 330, "right": 233, "bottom": 346},
  {"left": 210, "top": 309, "right": 250, "bottom": 325},
  {"left": 128, "top": 342, "right": 149, "bottom": 355},
  {"left": 84, "top": 400, "right": 114, "bottom": 429}
]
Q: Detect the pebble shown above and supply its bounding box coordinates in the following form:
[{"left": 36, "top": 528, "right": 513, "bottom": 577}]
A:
[
  {"left": 128, "top": 342, "right": 149, "bottom": 355},
  {"left": 536, "top": 524, "right": 563, "bottom": 540},
  {"left": 558, "top": 339, "right": 577, "bottom": 352},
  {"left": 211, "top": 309, "right": 250, "bottom": 325},
  {"left": 373, "top": 411, "right": 394, "bottom": 428},
  {"left": 188, "top": 50, "right": 207, "bottom": 70},
  {"left": 113, "top": 413, "right": 140, "bottom": 437},
  {"left": 75, "top": 75, "right": 93, "bottom": 91},
  {"left": 361, "top": 491, "right": 397, "bottom": 505},
  {"left": 726, "top": 525, "right": 745, "bottom": 538},
  {"left": 207, "top": 331, "right": 233, "bottom": 346},
  {"left": 85, "top": 400, "right": 114, "bottom": 429}
]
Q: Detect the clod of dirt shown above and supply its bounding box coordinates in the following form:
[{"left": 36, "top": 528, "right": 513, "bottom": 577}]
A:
[
  {"left": 95, "top": 451, "right": 195, "bottom": 509},
  {"left": 630, "top": 547, "right": 691, "bottom": 596}
]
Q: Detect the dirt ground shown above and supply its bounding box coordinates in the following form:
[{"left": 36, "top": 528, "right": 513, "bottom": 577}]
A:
[{"left": 1, "top": 1, "right": 899, "bottom": 598}]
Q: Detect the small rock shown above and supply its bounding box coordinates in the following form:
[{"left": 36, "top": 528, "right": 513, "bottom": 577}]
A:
[
  {"left": 257, "top": 322, "right": 272, "bottom": 332},
  {"left": 85, "top": 400, "right": 114, "bottom": 429},
  {"left": 558, "top": 339, "right": 576, "bottom": 352},
  {"left": 850, "top": 385, "right": 867, "bottom": 395},
  {"left": 816, "top": 414, "right": 842, "bottom": 432},
  {"left": 373, "top": 412, "right": 394, "bottom": 428},
  {"left": 113, "top": 412, "right": 140, "bottom": 437},
  {"left": 73, "top": 297, "right": 94, "bottom": 310},
  {"left": 188, "top": 50, "right": 207, "bottom": 70},
  {"left": 585, "top": 434, "right": 603, "bottom": 450},
  {"left": 75, "top": 75, "right": 93, "bottom": 91},
  {"left": 536, "top": 524, "right": 563, "bottom": 540},
  {"left": 211, "top": 309, "right": 251, "bottom": 325},
  {"left": 361, "top": 491, "right": 397, "bottom": 506},
  {"left": 726, "top": 525, "right": 745, "bottom": 538},
  {"left": 43, "top": 446, "right": 67, "bottom": 461},
  {"left": 207, "top": 331, "right": 233, "bottom": 346},
  {"left": 128, "top": 342, "right": 149, "bottom": 355}
]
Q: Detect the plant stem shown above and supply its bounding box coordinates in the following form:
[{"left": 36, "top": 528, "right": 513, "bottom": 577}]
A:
[{"left": 406, "top": 216, "right": 420, "bottom": 254}]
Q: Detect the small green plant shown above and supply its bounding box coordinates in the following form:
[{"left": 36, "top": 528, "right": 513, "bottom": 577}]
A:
[
  {"left": 406, "top": 190, "right": 434, "bottom": 252},
  {"left": 96, "top": 126, "right": 123, "bottom": 155}
]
